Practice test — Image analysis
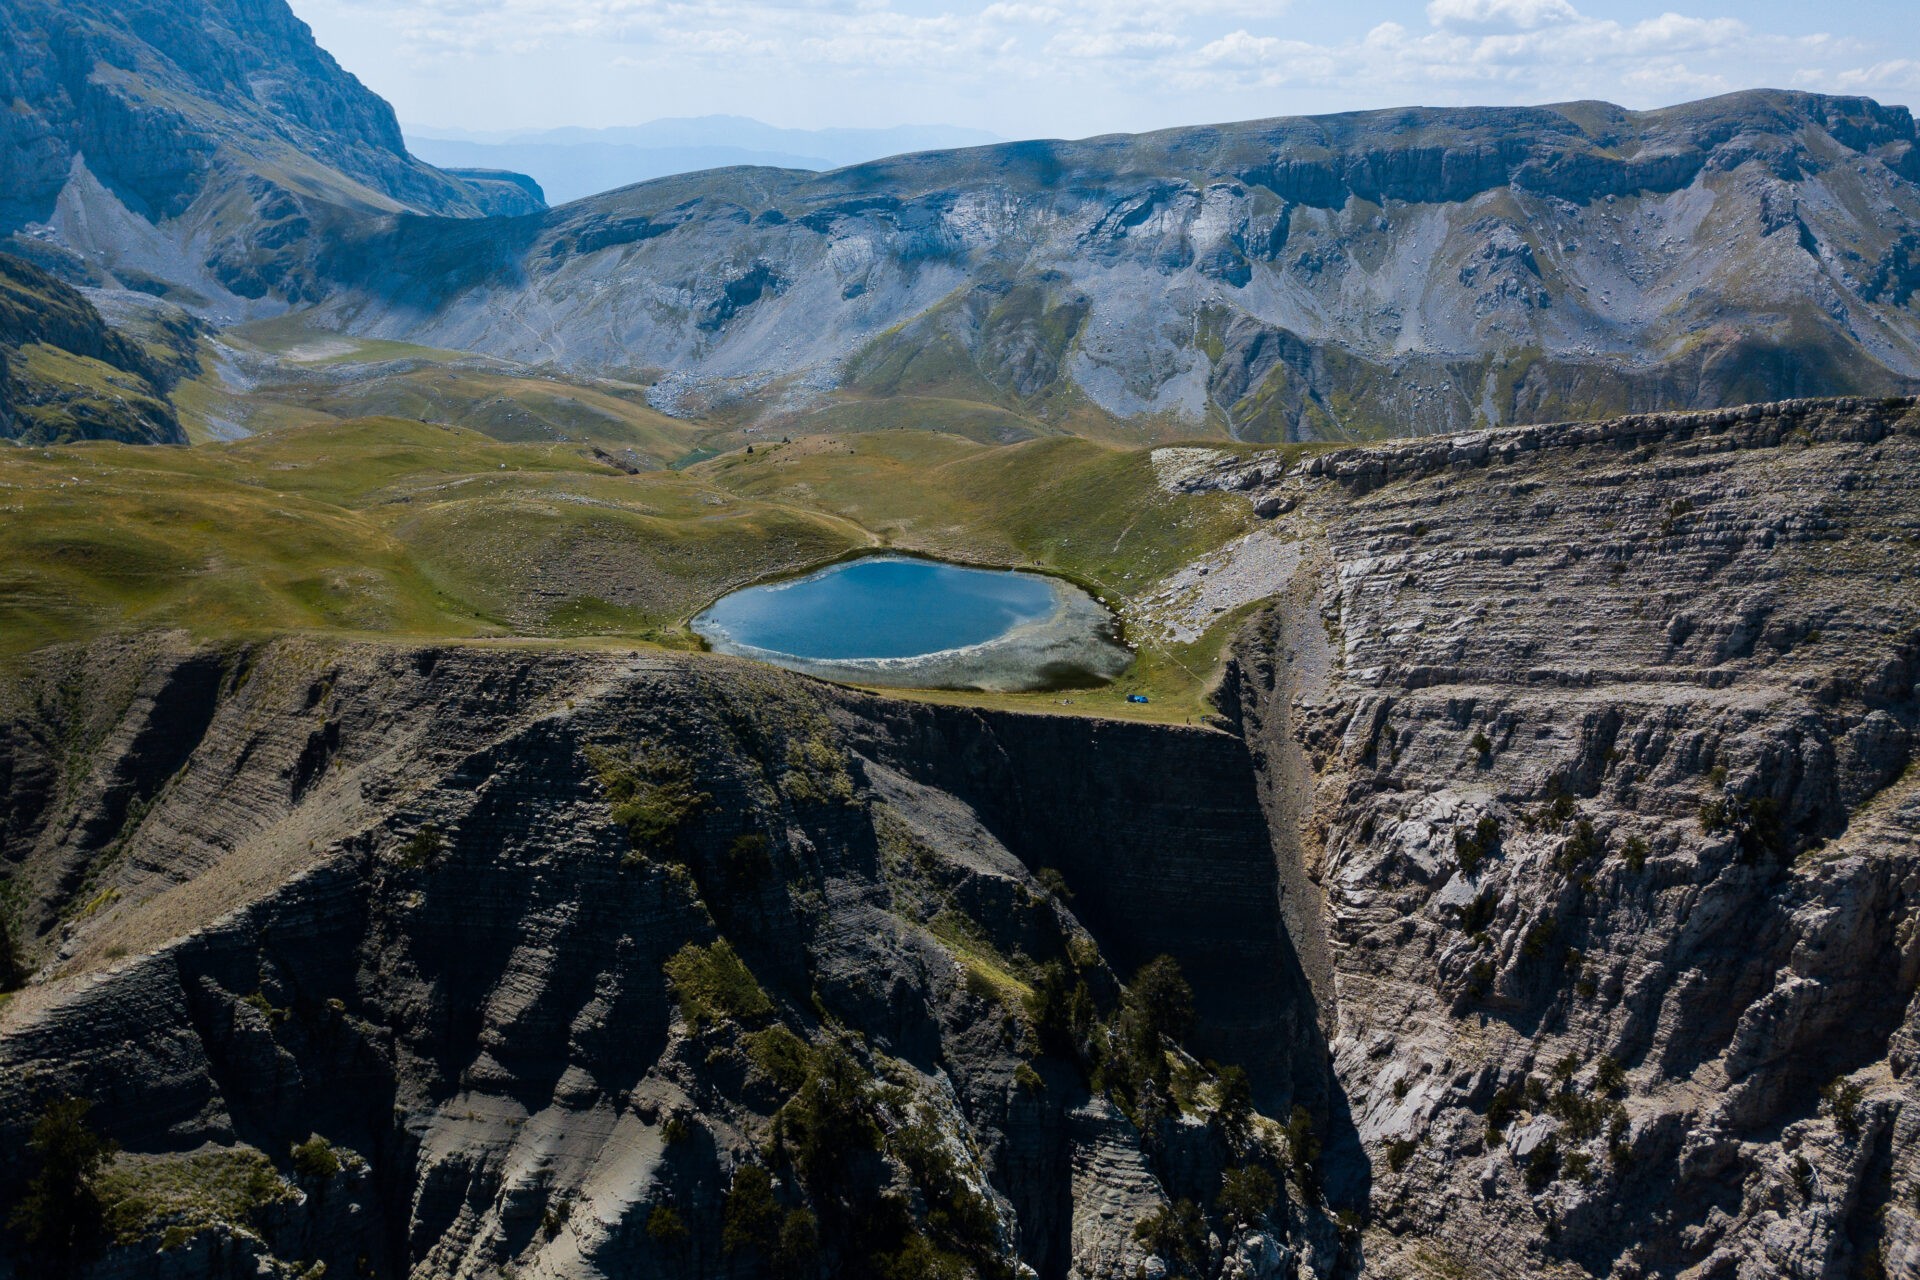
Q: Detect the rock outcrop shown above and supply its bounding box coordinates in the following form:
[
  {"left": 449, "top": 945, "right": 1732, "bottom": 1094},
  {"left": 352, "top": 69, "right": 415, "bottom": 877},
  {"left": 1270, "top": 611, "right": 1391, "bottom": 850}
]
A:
[
  {"left": 1218, "top": 394, "right": 1920, "bottom": 1277},
  {"left": 0, "top": 640, "right": 1348, "bottom": 1279}
]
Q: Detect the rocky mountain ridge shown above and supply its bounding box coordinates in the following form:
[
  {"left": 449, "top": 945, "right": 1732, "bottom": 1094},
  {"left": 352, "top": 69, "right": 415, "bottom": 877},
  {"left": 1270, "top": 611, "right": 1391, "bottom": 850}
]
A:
[
  {"left": 0, "top": 0, "right": 542, "bottom": 322},
  {"left": 3, "top": 395, "right": 1917, "bottom": 1278},
  {"left": 310, "top": 92, "right": 1920, "bottom": 440}
]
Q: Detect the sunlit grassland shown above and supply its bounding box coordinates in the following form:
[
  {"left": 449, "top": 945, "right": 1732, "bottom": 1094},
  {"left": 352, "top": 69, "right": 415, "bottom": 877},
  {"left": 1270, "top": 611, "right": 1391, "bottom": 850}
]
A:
[{"left": 1, "top": 421, "right": 1278, "bottom": 721}]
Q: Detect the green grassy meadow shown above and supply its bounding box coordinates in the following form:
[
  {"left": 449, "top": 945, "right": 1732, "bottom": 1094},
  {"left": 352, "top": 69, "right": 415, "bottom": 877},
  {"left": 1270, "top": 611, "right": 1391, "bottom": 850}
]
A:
[{"left": 6, "top": 314, "right": 1282, "bottom": 720}]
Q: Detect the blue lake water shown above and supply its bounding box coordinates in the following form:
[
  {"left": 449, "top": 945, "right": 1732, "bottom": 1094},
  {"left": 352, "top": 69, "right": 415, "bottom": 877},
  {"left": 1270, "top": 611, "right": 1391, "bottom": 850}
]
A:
[
  {"left": 695, "top": 556, "right": 1060, "bottom": 660},
  {"left": 691, "top": 555, "right": 1132, "bottom": 691}
]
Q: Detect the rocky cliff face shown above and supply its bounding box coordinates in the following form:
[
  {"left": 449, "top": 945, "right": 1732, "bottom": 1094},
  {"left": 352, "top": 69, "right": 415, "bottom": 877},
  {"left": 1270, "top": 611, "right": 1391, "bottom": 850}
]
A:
[
  {"left": 314, "top": 93, "right": 1920, "bottom": 439},
  {"left": 0, "top": 0, "right": 542, "bottom": 319},
  {"left": 2, "top": 396, "right": 1918, "bottom": 1279},
  {"left": 1212, "top": 395, "right": 1920, "bottom": 1276},
  {"left": 0, "top": 640, "right": 1350, "bottom": 1279}
]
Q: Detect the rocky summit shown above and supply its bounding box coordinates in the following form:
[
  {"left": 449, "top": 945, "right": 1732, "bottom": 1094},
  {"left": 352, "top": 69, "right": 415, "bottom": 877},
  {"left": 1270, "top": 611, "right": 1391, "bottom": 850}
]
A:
[{"left": 0, "top": 0, "right": 543, "bottom": 323}]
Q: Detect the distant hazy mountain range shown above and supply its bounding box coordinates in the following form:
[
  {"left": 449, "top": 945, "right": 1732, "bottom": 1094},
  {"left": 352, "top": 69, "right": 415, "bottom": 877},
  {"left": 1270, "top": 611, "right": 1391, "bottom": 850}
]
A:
[{"left": 405, "top": 118, "right": 1004, "bottom": 205}]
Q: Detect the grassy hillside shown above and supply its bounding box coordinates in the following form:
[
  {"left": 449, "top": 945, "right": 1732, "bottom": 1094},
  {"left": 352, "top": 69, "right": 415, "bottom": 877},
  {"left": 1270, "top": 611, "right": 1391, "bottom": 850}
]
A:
[
  {"left": 0, "top": 420, "right": 1270, "bottom": 719},
  {"left": 698, "top": 431, "right": 1252, "bottom": 594}
]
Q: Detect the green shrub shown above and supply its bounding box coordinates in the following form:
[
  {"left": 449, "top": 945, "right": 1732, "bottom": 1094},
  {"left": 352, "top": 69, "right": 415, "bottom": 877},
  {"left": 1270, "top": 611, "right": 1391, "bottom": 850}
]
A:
[
  {"left": 1133, "top": 1199, "right": 1207, "bottom": 1276},
  {"left": 1284, "top": 1106, "right": 1321, "bottom": 1188},
  {"left": 778, "top": 1208, "right": 819, "bottom": 1269},
  {"left": 1014, "top": 1063, "right": 1045, "bottom": 1094},
  {"left": 1607, "top": 1107, "right": 1633, "bottom": 1168},
  {"left": 397, "top": 826, "right": 445, "bottom": 869},
  {"left": 888, "top": 1118, "right": 1003, "bottom": 1264},
  {"left": 9, "top": 1097, "right": 118, "bottom": 1264},
  {"left": 1521, "top": 918, "right": 1558, "bottom": 958},
  {"left": 782, "top": 736, "right": 855, "bottom": 805},
  {"left": 1454, "top": 815, "right": 1500, "bottom": 873},
  {"left": 725, "top": 832, "right": 773, "bottom": 889},
  {"left": 1458, "top": 889, "right": 1498, "bottom": 935},
  {"left": 98, "top": 1148, "right": 290, "bottom": 1248},
  {"left": 1823, "top": 1077, "right": 1867, "bottom": 1139},
  {"left": 1128, "top": 955, "right": 1194, "bottom": 1047},
  {"left": 1699, "top": 794, "right": 1786, "bottom": 861},
  {"left": 722, "top": 1166, "right": 780, "bottom": 1255},
  {"left": 1485, "top": 1080, "right": 1523, "bottom": 1145},
  {"left": 1547, "top": 1086, "right": 1606, "bottom": 1141},
  {"left": 1385, "top": 1135, "right": 1419, "bottom": 1173},
  {"left": 1470, "top": 729, "right": 1494, "bottom": 761},
  {"left": 664, "top": 939, "right": 774, "bottom": 1032},
  {"left": 746, "top": 1026, "right": 816, "bottom": 1096},
  {"left": 0, "top": 905, "right": 26, "bottom": 992},
  {"left": 1212, "top": 1065, "right": 1253, "bottom": 1151},
  {"left": 1556, "top": 819, "right": 1599, "bottom": 872},
  {"left": 1594, "top": 1055, "right": 1627, "bottom": 1097},
  {"left": 1024, "top": 962, "right": 1096, "bottom": 1062},
  {"left": 541, "top": 1195, "right": 573, "bottom": 1240},
  {"left": 1035, "top": 867, "right": 1073, "bottom": 901},
  {"left": 241, "top": 991, "right": 290, "bottom": 1024},
  {"left": 587, "top": 745, "right": 710, "bottom": 859},
  {"left": 1523, "top": 1134, "right": 1561, "bottom": 1191},
  {"left": 646, "top": 1204, "right": 689, "bottom": 1244},
  {"left": 1699, "top": 797, "right": 1733, "bottom": 833},
  {"left": 290, "top": 1136, "right": 340, "bottom": 1181},
  {"left": 1620, "top": 835, "right": 1650, "bottom": 873},
  {"left": 1215, "top": 1165, "right": 1277, "bottom": 1230},
  {"left": 771, "top": 1044, "right": 881, "bottom": 1195}
]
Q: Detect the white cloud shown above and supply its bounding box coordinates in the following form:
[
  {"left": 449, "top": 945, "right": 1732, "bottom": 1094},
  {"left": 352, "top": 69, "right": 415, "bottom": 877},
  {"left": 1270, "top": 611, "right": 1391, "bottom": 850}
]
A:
[
  {"left": 1425, "top": 0, "right": 1578, "bottom": 31},
  {"left": 1835, "top": 58, "right": 1920, "bottom": 91}
]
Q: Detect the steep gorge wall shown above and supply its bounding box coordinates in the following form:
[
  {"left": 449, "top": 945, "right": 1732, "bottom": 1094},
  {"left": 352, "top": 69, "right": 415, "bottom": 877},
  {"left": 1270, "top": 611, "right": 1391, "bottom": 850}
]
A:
[
  {"left": 827, "top": 692, "right": 1335, "bottom": 1118},
  {"left": 1216, "top": 396, "right": 1920, "bottom": 1277},
  {"left": 0, "top": 639, "right": 1342, "bottom": 1280}
]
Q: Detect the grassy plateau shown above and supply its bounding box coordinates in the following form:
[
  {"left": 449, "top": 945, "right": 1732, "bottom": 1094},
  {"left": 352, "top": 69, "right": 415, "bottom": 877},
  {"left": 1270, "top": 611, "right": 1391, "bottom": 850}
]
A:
[{"left": 6, "top": 318, "right": 1282, "bottom": 722}]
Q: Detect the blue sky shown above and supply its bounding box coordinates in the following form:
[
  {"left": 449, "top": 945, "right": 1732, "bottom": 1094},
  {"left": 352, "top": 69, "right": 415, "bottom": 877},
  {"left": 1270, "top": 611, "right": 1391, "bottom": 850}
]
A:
[{"left": 290, "top": 0, "right": 1920, "bottom": 138}]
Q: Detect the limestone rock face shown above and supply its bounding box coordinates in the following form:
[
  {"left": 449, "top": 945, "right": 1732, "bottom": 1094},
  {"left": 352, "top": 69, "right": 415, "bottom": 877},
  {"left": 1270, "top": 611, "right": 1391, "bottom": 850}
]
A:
[
  {"left": 0, "top": 0, "right": 541, "bottom": 317},
  {"left": 0, "top": 640, "right": 1343, "bottom": 1278},
  {"left": 1217, "top": 395, "right": 1920, "bottom": 1277}
]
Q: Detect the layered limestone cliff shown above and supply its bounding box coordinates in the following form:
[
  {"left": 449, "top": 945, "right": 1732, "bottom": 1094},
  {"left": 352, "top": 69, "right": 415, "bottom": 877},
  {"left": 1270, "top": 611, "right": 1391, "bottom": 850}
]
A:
[
  {"left": 1214, "top": 394, "right": 1920, "bottom": 1277},
  {"left": 0, "top": 0, "right": 542, "bottom": 316},
  {"left": 2, "top": 395, "right": 1919, "bottom": 1279}
]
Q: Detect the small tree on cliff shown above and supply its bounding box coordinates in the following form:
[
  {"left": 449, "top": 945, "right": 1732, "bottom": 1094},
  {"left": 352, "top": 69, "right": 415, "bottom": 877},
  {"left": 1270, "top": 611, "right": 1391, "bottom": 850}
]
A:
[
  {"left": 0, "top": 904, "right": 26, "bottom": 991},
  {"left": 8, "top": 1096, "right": 117, "bottom": 1274},
  {"left": 1128, "top": 955, "right": 1195, "bottom": 1047}
]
